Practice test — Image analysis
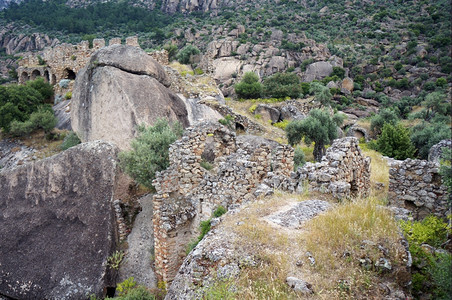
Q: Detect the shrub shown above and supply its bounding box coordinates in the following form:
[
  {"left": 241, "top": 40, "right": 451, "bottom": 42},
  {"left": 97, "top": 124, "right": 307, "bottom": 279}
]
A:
[
  {"left": 9, "top": 120, "right": 33, "bottom": 136},
  {"left": 60, "top": 132, "right": 81, "bottom": 150},
  {"left": 119, "top": 119, "right": 183, "bottom": 189},
  {"left": 213, "top": 206, "right": 227, "bottom": 218},
  {"left": 163, "top": 43, "right": 178, "bottom": 61},
  {"left": 411, "top": 121, "right": 451, "bottom": 159},
  {"left": 376, "top": 123, "right": 415, "bottom": 160},
  {"left": 28, "top": 107, "right": 57, "bottom": 133},
  {"left": 176, "top": 44, "right": 200, "bottom": 64},
  {"left": 235, "top": 72, "right": 263, "bottom": 99},
  {"left": 64, "top": 91, "right": 72, "bottom": 100},
  {"left": 263, "top": 72, "right": 302, "bottom": 99},
  {"left": 293, "top": 147, "right": 305, "bottom": 170},
  {"left": 331, "top": 66, "right": 345, "bottom": 79},
  {"left": 272, "top": 119, "right": 289, "bottom": 130},
  {"left": 370, "top": 108, "right": 399, "bottom": 136},
  {"left": 26, "top": 77, "right": 54, "bottom": 101},
  {"left": 309, "top": 82, "right": 332, "bottom": 107},
  {"left": 439, "top": 148, "right": 452, "bottom": 194},
  {"left": 218, "top": 115, "right": 234, "bottom": 130},
  {"left": 200, "top": 160, "right": 213, "bottom": 170}
]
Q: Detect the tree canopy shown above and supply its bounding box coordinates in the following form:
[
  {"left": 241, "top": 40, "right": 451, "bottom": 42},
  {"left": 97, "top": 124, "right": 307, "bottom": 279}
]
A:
[
  {"left": 286, "top": 109, "right": 344, "bottom": 161},
  {"left": 234, "top": 72, "right": 263, "bottom": 99}
]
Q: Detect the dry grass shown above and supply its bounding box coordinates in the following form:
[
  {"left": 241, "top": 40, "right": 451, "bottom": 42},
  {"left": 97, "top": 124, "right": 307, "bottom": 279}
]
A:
[
  {"left": 360, "top": 145, "right": 389, "bottom": 199},
  {"left": 16, "top": 130, "right": 65, "bottom": 159},
  {"left": 168, "top": 61, "right": 193, "bottom": 74},
  {"left": 301, "top": 197, "right": 404, "bottom": 299}
]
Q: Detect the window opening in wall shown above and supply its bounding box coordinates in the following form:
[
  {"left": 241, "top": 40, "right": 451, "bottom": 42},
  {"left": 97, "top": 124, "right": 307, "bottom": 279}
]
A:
[{"left": 63, "top": 68, "right": 76, "bottom": 80}]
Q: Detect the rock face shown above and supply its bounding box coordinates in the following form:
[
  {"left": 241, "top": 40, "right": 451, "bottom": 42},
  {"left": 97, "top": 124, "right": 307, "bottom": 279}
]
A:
[
  {"left": 71, "top": 45, "right": 189, "bottom": 150},
  {"left": 0, "top": 27, "right": 58, "bottom": 54},
  {"left": 0, "top": 141, "right": 121, "bottom": 299},
  {"left": 303, "top": 61, "right": 333, "bottom": 82}
]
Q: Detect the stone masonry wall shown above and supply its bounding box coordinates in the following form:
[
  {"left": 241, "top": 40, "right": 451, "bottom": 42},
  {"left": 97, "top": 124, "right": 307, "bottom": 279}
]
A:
[
  {"left": 152, "top": 121, "right": 293, "bottom": 282},
  {"left": 17, "top": 36, "right": 141, "bottom": 85},
  {"left": 264, "top": 137, "right": 371, "bottom": 199},
  {"left": 388, "top": 159, "right": 449, "bottom": 220}
]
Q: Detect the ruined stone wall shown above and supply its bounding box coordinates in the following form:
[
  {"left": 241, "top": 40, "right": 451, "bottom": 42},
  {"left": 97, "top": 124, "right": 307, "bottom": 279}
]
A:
[
  {"left": 265, "top": 137, "right": 371, "bottom": 199},
  {"left": 17, "top": 37, "right": 141, "bottom": 85},
  {"left": 388, "top": 159, "right": 449, "bottom": 220},
  {"left": 152, "top": 121, "right": 293, "bottom": 282}
]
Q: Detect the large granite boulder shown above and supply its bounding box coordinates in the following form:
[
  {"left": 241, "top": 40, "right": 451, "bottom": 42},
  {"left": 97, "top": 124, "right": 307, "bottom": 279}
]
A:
[
  {"left": 0, "top": 141, "right": 121, "bottom": 300},
  {"left": 302, "top": 61, "right": 333, "bottom": 82},
  {"left": 71, "top": 45, "right": 189, "bottom": 150}
]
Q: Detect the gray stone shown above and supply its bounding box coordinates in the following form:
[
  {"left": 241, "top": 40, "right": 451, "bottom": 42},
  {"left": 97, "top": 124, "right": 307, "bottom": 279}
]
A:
[
  {"left": 0, "top": 141, "right": 121, "bottom": 300},
  {"left": 53, "top": 99, "right": 72, "bottom": 130},
  {"left": 286, "top": 277, "right": 313, "bottom": 295},
  {"left": 254, "top": 104, "right": 281, "bottom": 123},
  {"left": 71, "top": 45, "right": 189, "bottom": 150},
  {"left": 428, "top": 139, "right": 451, "bottom": 164},
  {"left": 303, "top": 61, "right": 333, "bottom": 82}
]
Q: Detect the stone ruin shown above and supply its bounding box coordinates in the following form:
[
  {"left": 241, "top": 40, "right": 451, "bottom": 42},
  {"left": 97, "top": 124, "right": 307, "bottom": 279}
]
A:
[
  {"left": 388, "top": 159, "right": 449, "bottom": 220},
  {"left": 17, "top": 36, "right": 141, "bottom": 86},
  {"left": 152, "top": 121, "right": 293, "bottom": 282},
  {"left": 152, "top": 122, "right": 371, "bottom": 283},
  {"left": 264, "top": 137, "right": 371, "bottom": 199}
]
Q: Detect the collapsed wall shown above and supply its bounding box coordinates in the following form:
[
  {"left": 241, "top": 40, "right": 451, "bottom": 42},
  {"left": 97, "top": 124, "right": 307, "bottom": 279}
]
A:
[
  {"left": 152, "top": 121, "right": 293, "bottom": 282},
  {"left": 265, "top": 137, "right": 371, "bottom": 199},
  {"left": 388, "top": 159, "right": 449, "bottom": 220}
]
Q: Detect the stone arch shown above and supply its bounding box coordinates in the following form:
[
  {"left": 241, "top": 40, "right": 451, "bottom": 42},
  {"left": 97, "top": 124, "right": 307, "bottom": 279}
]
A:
[
  {"left": 31, "top": 69, "right": 41, "bottom": 80},
  {"left": 51, "top": 74, "right": 57, "bottom": 85},
  {"left": 44, "top": 70, "right": 50, "bottom": 83},
  {"left": 235, "top": 122, "right": 245, "bottom": 133},
  {"left": 63, "top": 68, "right": 76, "bottom": 80},
  {"left": 20, "top": 72, "right": 30, "bottom": 83}
]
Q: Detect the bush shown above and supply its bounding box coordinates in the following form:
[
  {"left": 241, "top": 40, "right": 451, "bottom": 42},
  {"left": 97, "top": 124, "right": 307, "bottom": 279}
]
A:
[
  {"left": 309, "top": 82, "right": 332, "bottom": 107},
  {"left": 28, "top": 107, "right": 57, "bottom": 133},
  {"left": 61, "top": 132, "right": 81, "bottom": 150},
  {"left": 176, "top": 44, "right": 200, "bottom": 64},
  {"left": 213, "top": 206, "right": 227, "bottom": 218},
  {"left": 234, "top": 72, "right": 263, "bottom": 99},
  {"left": 411, "top": 121, "right": 450, "bottom": 159},
  {"left": 263, "top": 72, "right": 302, "bottom": 99},
  {"left": 26, "top": 77, "right": 54, "bottom": 101},
  {"left": 293, "top": 147, "right": 305, "bottom": 170},
  {"left": 376, "top": 123, "right": 415, "bottom": 160},
  {"left": 163, "top": 43, "right": 178, "bottom": 61},
  {"left": 370, "top": 108, "right": 399, "bottom": 136},
  {"left": 331, "top": 66, "right": 345, "bottom": 79},
  {"left": 64, "top": 91, "right": 72, "bottom": 100},
  {"left": 119, "top": 119, "right": 183, "bottom": 189},
  {"left": 9, "top": 120, "right": 33, "bottom": 136}
]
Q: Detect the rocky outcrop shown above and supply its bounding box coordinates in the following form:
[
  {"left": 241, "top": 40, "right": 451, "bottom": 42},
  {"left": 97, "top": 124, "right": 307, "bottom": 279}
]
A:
[
  {"left": 302, "top": 61, "right": 333, "bottom": 82},
  {"left": 0, "top": 27, "right": 58, "bottom": 54},
  {"left": 0, "top": 141, "right": 121, "bottom": 299},
  {"left": 71, "top": 45, "right": 189, "bottom": 150},
  {"left": 53, "top": 99, "right": 72, "bottom": 130}
]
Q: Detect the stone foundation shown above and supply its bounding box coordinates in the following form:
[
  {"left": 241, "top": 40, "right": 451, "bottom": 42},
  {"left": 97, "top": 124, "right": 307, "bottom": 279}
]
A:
[
  {"left": 152, "top": 121, "right": 293, "bottom": 282},
  {"left": 388, "top": 159, "right": 449, "bottom": 220}
]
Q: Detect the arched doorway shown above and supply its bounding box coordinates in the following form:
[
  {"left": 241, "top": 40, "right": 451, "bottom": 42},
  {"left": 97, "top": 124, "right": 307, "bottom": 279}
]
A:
[
  {"left": 63, "top": 68, "right": 76, "bottom": 80},
  {"left": 44, "top": 70, "right": 50, "bottom": 83},
  {"left": 31, "top": 70, "right": 41, "bottom": 80},
  {"left": 51, "top": 74, "right": 57, "bottom": 85},
  {"left": 20, "top": 72, "right": 29, "bottom": 83}
]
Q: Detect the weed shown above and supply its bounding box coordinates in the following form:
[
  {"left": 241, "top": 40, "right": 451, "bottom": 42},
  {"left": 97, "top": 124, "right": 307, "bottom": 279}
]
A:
[{"left": 107, "top": 250, "right": 124, "bottom": 270}]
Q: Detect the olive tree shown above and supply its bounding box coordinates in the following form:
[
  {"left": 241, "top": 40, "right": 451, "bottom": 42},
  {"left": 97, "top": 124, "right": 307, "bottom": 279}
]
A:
[{"left": 286, "top": 109, "right": 344, "bottom": 161}]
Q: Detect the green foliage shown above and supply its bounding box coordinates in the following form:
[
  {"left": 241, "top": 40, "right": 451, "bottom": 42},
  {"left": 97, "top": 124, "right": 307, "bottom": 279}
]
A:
[
  {"left": 64, "top": 91, "right": 72, "bottom": 100},
  {"left": 293, "top": 147, "right": 306, "bottom": 170},
  {"left": 248, "top": 104, "right": 258, "bottom": 113},
  {"left": 200, "top": 160, "right": 213, "bottom": 170},
  {"left": 26, "top": 77, "right": 54, "bottom": 101},
  {"left": 411, "top": 121, "right": 450, "bottom": 159},
  {"left": 202, "top": 278, "right": 237, "bottom": 299},
  {"left": 218, "top": 115, "right": 234, "bottom": 130},
  {"left": 376, "top": 123, "right": 415, "bottom": 160},
  {"left": 163, "top": 43, "right": 178, "bottom": 61},
  {"left": 263, "top": 72, "right": 302, "bottom": 99},
  {"left": 272, "top": 119, "right": 289, "bottom": 130},
  {"left": 213, "top": 206, "right": 227, "bottom": 218},
  {"left": 309, "top": 82, "right": 332, "bottom": 107},
  {"left": 400, "top": 215, "right": 449, "bottom": 248},
  {"left": 286, "top": 109, "right": 344, "bottom": 161},
  {"left": 423, "top": 91, "right": 450, "bottom": 120},
  {"left": 439, "top": 148, "right": 452, "bottom": 194},
  {"left": 176, "top": 44, "right": 200, "bottom": 64},
  {"left": 116, "top": 277, "right": 137, "bottom": 296},
  {"left": 331, "top": 66, "right": 345, "bottom": 79},
  {"left": 119, "top": 119, "right": 183, "bottom": 189},
  {"left": 8, "top": 107, "right": 57, "bottom": 136},
  {"left": 400, "top": 216, "right": 451, "bottom": 298},
  {"left": 370, "top": 108, "right": 399, "bottom": 136},
  {"left": 107, "top": 250, "right": 124, "bottom": 270},
  {"left": 37, "top": 55, "right": 46, "bottom": 66},
  {"left": 235, "top": 72, "right": 263, "bottom": 99},
  {"left": 60, "top": 132, "right": 81, "bottom": 150}
]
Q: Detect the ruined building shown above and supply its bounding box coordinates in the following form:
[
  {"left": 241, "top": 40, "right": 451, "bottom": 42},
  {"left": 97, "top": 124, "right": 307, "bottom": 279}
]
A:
[{"left": 17, "top": 36, "right": 140, "bottom": 85}]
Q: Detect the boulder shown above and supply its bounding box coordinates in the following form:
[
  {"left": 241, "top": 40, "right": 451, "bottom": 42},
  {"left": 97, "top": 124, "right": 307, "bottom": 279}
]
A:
[
  {"left": 53, "top": 99, "right": 72, "bottom": 130},
  {"left": 428, "top": 139, "right": 452, "bottom": 163},
  {"left": 0, "top": 141, "right": 121, "bottom": 299},
  {"left": 71, "top": 45, "right": 189, "bottom": 150},
  {"left": 254, "top": 104, "right": 281, "bottom": 123},
  {"left": 341, "top": 77, "right": 354, "bottom": 93},
  {"left": 303, "top": 61, "right": 333, "bottom": 82},
  {"left": 280, "top": 104, "right": 305, "bottom": 121}
]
